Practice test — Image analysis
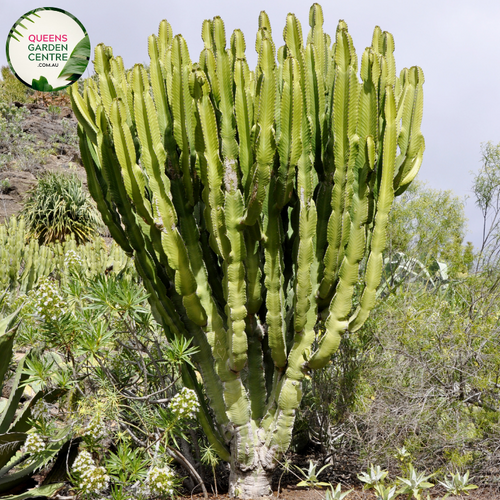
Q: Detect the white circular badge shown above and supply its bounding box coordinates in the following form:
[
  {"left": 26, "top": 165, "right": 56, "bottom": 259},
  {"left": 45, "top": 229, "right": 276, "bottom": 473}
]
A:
[{"left": 6, "top": 7, "right": 91, "bottom": 91}]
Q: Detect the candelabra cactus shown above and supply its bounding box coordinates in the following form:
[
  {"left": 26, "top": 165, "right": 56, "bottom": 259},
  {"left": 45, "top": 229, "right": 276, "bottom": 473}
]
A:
[{"left": 69, "top": 4, "right": 424, "bottom": 497}]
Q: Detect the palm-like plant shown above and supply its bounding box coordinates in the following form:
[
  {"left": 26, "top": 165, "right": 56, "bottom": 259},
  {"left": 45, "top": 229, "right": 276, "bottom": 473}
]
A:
[{"left": 22, "top": 172, "right": 101, "bottom": 244}]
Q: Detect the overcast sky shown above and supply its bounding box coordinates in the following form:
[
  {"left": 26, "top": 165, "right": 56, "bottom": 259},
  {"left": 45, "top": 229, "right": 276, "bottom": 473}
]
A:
[{"left": 2, "top": 0, "right": 499, "bottom": 249}]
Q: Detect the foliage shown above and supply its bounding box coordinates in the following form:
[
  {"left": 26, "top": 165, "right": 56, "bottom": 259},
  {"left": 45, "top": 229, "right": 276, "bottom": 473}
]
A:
[
  {"left": 331, "top": 149, "right": 500, "bottom": 476},
  {"left": 295, "top": 460, "right": 331, "bottom": 488},
  {"left": 0, "top": 67, "right": 32, "bottom": 104},
  {"left": 0, "top": 102, "right": 51, "bottom": 172},
  {"left": 200, "top": 443, "right": 221, "bottom": 495},
  {"left": 49, "top": 117, "right": 79, "bottom": 148},
  {"left": 0, "top": 103, "right": 29, "bottom": 167},
  {"left": 439, "top": 470, "right": 478, "bottom": 498},
  {"left": 105, "top": 439, "right": 149, "bottom": 488},
  {"left": 373, "top": 484, "right": 398, "bottom": 500},
  {"left": 438, "top": 470, "right": 477, "bottom": 498},
  {"left": 473, "top": 141, "right": 500, "bottom": 266},
  {"left": 3, "top": 234, "right": 201, "bottom": 496},
  {"left": 358, "top": 464, "right": 388, "bottom": 489},
  {"left": 0, "top": 86, "right": 77, "bottom": 174},
  {"left": 396, "top": 464, "right": 434, "bottom": 500},
  {"left": 0, "top": 300, "right": 67, "bottom": 497},
  {"left": 0, "top": 216, "right": 130, "bottom": 293},
  {"left": 387, "top": 180, "right": 472, "bottom": 274},
  {"left": 325, "top": 483, "right": 353, "bottom": 500},
  {"left": 294, "top": 170, "right": 499, "bottom": 478},
  {"left": 47, "top": 105, "right": 61, "bottom": 120},
  {"left": 9, "top": 264, "right": 201, "bottom": 497},
  {"left": 294, "top": 327, "right": 372, "bottom": 454},
  {"left": 21, "top": 172, "right": 102, "bottom": 244},
  {"left": 0, "top": 178, "right": 10, "bottom": 193},
  {"left": 341, "top": 272, "right": 500, "bottom": 473}
]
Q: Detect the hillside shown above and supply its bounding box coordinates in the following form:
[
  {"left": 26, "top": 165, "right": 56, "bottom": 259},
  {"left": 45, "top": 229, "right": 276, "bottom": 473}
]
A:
[{"left": 0, "top": 100, "right": 85, "bottom": 222}]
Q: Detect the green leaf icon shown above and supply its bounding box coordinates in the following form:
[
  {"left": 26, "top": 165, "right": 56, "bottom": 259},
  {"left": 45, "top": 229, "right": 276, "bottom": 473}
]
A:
[
  {"left": 58, "top": 34, "right": 90, "bottom": 81},
  {"left": 31, "top": 76, "right": 53, "bottom": 91}
]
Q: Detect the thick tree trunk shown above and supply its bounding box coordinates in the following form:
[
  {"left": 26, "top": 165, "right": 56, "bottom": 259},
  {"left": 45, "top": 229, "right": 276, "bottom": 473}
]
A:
[
  {"left": 228, "top": 461, "right": 274, "bottom": 498},
  {"left": 228, "top": 439, "right": 276, "bottom": 498},
  {"left": 229, "top": 468, "right": 273, "bottom": 499}
]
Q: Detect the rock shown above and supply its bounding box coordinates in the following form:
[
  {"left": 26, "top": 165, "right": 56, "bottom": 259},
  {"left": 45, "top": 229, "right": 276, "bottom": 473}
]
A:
[
  {"left": 60, "top": 107, "right": 73, "bottom": 119},
  {"left": 0, "top": 171, "right": 37, "bottom": 223},
  {"left": 22, "top": 114, "right": 67, "bottom": 142}
]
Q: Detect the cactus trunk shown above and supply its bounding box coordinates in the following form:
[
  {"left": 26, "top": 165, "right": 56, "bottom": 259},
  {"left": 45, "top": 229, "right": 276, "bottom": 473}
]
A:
[
  {"left": 228, "top": 437, "right": 274, "bottom": 498},
  {"left": 69, "top": 4, "right": 424, "bottom": 497}
]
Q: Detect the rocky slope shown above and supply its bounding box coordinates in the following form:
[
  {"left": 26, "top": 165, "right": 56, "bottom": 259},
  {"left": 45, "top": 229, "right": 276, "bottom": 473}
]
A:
[{"left": 0, "top": 101, "right": 85, "bottom": 223}]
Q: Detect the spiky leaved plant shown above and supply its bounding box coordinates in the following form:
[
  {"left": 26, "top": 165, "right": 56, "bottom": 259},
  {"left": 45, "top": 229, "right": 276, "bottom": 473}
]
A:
[
  {"left": 22, "top": 172, "right": 101, "bottom": 245},
  {"left": 69, "top": 4, "right": 424, "bottom": 497}
]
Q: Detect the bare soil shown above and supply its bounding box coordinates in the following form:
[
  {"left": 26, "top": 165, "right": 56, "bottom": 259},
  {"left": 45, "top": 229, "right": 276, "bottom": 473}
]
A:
[{"left": 178, "top": 485, "right": 500, "bottom": 500}]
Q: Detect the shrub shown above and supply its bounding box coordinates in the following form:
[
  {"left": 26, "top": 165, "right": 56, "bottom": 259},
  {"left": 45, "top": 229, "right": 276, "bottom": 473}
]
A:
[
  {"left": 0, "top": 102, "right": 29, "bottom": 149},
  {"left": 0, "top": 177, "right": 11, "bottom": 193},
  {"left": 21, "top": 171, "right": 102, "bottom": 244},
  {"left": 0, "top": 66, "right": 32, "bottom": 103}
]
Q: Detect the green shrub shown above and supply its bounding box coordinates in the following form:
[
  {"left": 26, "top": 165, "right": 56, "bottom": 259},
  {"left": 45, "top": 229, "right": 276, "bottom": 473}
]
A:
[
  {"left": 14, "top": 270, "right": 198, "bottom": 497},
  {"left": 21, "top": 172, "right": 102, "bottom": 244},
  {"left": 0, "top": 102, "right": 29, "bottom": 149},
  {"left": 0, "top": 66, "right": 32, "bottom": 103},
  {"left": 0, "top": 178, "right": 10, "bottom": 193}
]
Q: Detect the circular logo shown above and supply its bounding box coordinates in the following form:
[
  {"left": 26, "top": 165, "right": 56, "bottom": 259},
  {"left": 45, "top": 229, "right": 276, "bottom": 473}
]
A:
[{"left": 6, "top": 7, "right": 91, "bottom": 92}]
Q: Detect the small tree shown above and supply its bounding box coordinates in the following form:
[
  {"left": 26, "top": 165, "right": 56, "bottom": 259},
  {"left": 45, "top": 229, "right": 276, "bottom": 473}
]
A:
[
  {"left": 473, "top": 141, "right": 500, "bottom": 268},
  {"left": 387, "top": 180, "right": 471, "bottom": 273},
  {"left": 69, "top": 4, "right": 424, "bottom": 497}
]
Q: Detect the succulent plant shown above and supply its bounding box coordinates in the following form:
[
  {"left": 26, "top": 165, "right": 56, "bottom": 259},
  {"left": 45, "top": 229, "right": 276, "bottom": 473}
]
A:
[{"left": 69, "top": 3, "right": 424, "bottom": 497}]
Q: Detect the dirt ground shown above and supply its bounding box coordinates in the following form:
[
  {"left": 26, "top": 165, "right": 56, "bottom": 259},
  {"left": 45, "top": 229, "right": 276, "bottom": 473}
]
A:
[
  {"left": 178, "top": 485, "right": 500, "bottom": 500},
  {"left": 0, "top": 102, "right": 84, "bottom": 223}
]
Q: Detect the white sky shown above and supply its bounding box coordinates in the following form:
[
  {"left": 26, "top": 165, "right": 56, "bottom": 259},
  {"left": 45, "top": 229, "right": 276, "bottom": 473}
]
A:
[{"left": 2, "top": 0, "right": 499, "bottom": 249}]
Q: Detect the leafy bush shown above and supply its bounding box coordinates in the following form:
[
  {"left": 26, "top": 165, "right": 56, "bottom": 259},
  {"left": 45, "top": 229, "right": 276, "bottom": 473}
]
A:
[
  {"left": 22, "top": 172, "right": 102, "bottom": 244},
  {"left": 0, "top": 102, "right": 29, "bottom": 152},
  {"left": 49, "top": 117, "right": 78, "bottom": 148},
  {"left": 387, "top": 180, "right": 473, "bottom": 275},
  {"left": 336, "top": 275, "right": 500, "bottom": 477},
  {"left": 296, "top": 177, "right": 500, "bottom": 481},
  {"left": 0, "top": 239, "right": 201, "bottom": 495},
  {"left": 0, "top": 178, "right": 10, "bottom": 193},
  {"left": 0, "top": 66, "right": 32, "bottom": 103},
  {"left": 15, "top": 269, "right": 201, "bottom": 496}
]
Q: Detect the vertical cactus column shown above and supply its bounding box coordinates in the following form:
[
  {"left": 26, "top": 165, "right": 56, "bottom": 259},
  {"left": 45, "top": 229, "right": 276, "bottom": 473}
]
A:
[{"left": 69, "top": 4, "right": 424, "bottom": 497}]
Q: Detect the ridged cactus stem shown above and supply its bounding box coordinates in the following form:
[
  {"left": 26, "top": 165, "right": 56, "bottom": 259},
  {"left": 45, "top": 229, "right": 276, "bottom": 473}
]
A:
[{"left": 70, "top": 4, "right": 424, "bottom": 497}]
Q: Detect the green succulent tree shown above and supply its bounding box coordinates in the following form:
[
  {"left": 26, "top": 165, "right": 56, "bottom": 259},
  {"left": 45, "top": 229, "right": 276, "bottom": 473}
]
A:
[{"left": 69, "top": 4, "right": 424, "bottom": 497}]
